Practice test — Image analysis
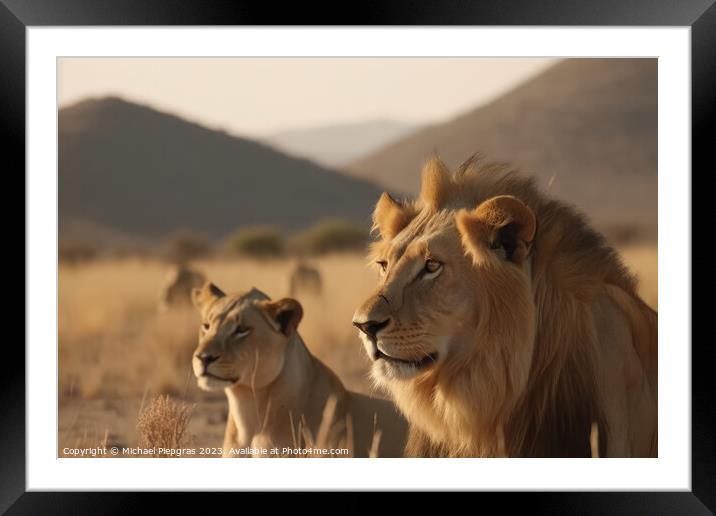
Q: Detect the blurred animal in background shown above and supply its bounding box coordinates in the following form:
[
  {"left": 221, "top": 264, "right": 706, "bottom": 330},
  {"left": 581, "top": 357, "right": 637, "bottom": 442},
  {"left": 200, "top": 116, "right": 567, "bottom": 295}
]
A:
[
  {"left": 158, "top": 263, "right": 206, "bottom": 312},
  {"left": 191, "top": 282, "right": 408, "bottom": 457},
  {"left": 288, "top": 260, "right": 323, "bottom": 298}
]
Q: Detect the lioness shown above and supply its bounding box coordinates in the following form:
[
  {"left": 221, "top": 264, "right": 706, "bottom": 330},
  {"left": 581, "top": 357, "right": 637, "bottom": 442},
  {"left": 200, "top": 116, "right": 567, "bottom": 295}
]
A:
[
  {"left": 158, "top": 263, "right": 206, "bottom": 312},
  {"left": 353, "top": 155, "right": 657, "bottom": 458},
  {"left": 191, "top": 282, "right": 407, "bottom": 457},
  {"left": 288, "top": 260, "right": 322, "bottom": 298}
]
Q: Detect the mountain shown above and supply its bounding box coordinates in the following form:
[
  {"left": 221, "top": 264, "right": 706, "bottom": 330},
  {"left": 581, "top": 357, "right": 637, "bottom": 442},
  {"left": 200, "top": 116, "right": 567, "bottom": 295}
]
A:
[
  {"left": 59, "top": 97, "right": 385, "bottom": 242},
  {"left": 347, "top": 59, "right": 657, "bottom": 240},
  {"left": 264, "top": 120, "right": 417, "bottom": 169}
]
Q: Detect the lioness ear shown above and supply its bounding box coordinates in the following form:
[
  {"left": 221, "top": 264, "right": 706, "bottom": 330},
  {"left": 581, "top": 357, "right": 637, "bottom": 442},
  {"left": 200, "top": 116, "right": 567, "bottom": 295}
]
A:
[
  {"left": 373, "top": 192, "right": 415, "bottom": 240},
  {"left": 420, "top": 155, "right": 453, "bottom": 210},
  {"left": 192, "top": 282, "right": 225, "bottom": 316},
  {"left": 263, "top": 298, "right": 303, "bottom": 336},
  {"left": 245, "top": 287, "right": 270, "bottom": 301},
  {"left": 456, "top": 195, "right": 536, "bottom": 264}
]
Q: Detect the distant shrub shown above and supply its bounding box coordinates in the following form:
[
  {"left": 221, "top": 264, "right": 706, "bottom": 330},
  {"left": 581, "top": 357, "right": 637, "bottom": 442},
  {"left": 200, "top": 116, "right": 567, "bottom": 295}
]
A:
[
  {"left": 59, "top": 242, "right": 98, "bottom": 264},
  {"left": 166, "top": 232, "right": 213, "bottom": 263},
  {"left": 226, "top": 227, "right": 285, "bottom": 258},
  {"left": 292, "top": 220, "right": 369, "bottom": 255}
]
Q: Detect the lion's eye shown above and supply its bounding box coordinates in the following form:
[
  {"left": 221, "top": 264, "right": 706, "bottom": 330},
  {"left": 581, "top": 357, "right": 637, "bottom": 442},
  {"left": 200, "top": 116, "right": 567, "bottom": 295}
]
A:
[
  {"left": 376, "top": 261, "right": 388, "bottom": 273},
  {"left": 202, "top": 322, "right": 210, "bottom": 331},
  {"left": 424, "top": 259, "right": 443, "bottom": 276},
  {"left": 233, "top": 325, "right": 251, "bottom": 337}
]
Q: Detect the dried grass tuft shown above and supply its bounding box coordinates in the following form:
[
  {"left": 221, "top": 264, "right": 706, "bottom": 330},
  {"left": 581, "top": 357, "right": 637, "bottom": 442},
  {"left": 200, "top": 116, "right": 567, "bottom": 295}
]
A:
[{"left": 136, "top": 394, "right": 195, "bottom": 456}]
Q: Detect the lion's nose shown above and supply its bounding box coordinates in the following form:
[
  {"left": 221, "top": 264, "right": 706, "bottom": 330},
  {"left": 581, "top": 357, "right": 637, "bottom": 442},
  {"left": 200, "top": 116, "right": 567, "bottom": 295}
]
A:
[
  {"left": 196, "top": 353, "right": 220, "bottom": 368},
  {"left": 352, "top": 318, "right": 390, "bottom": 341}
]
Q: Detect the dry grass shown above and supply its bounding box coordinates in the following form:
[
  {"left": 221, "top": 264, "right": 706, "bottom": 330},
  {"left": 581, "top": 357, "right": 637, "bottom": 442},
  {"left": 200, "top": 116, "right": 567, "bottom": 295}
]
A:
[
  {"left": 590, "top": 422, "right": 600, "bottom": 459},
  {"left": 58, "top": 421, "right": 110, "bottom": 457},
  {"left": 285, "top": 394, "right": 383, "bottom": 458},
  {"left": 617, "top": 243, "right": 658, "bottom": 310},
  {"left": 291, "top": 395, "right": 345, "bottom": 457},
  {"left": 136, "top": 395, "right": 195, "bottom": 456}
]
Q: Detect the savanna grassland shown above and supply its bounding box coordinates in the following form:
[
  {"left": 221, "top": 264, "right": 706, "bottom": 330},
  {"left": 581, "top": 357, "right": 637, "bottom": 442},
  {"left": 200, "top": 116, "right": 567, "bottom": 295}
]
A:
[
  {"left": 58, "top": 245, "right": 657, "bottom": 457},
  {"left": 58, "top": 254, "right": 379, "bottom": 456}
]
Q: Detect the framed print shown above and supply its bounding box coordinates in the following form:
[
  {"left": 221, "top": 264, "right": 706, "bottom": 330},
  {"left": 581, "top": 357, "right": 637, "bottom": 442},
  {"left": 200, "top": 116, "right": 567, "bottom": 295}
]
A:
[{"left": 4, "top": 0, "right": 712, "bottom": 511}]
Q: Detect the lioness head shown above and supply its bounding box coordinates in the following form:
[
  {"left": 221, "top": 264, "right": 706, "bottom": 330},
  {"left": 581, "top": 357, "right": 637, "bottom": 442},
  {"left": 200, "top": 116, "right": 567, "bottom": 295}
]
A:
[
  {"left": 352, "top": 156, "right": 537, "bottom": 439},
  {"left": 191, "top": 283, "right": 303, "bottom": 392}
]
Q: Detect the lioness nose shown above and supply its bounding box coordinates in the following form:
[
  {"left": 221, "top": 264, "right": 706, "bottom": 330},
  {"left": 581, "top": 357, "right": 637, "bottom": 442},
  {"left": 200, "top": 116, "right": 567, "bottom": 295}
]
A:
[
  {"left": 352, "top": 319, "right": 390, "bottom": 341},
  {"left": 197, "top": 353, "right": 220, "bottom": 368}
]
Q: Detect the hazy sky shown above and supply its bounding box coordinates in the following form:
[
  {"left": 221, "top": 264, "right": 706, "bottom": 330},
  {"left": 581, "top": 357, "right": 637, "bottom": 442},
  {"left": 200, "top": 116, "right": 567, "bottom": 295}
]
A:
[{"left": 58, "top": 57, "right": 557, "bottom": 137}]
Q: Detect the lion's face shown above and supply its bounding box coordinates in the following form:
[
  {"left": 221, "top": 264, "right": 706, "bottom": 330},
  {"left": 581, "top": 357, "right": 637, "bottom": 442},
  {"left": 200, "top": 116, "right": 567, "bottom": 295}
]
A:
[
  {"left": 353, "top": 158, "right": 538, "bottom": 441},
  {"left": 191, "top": 284, "right": 303, "bottom": 392},
  {"left": 353, "top": 220, "right": 476, "bottom": 382}
]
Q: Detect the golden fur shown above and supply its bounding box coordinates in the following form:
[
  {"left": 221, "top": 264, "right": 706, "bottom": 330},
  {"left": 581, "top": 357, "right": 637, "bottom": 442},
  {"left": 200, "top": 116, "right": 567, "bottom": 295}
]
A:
[
  {"left": 192, "top": 283, "right": 407, "bottom": 457},
  {"left": 352, "top": 155, "right": 657, "bottom": 457}
]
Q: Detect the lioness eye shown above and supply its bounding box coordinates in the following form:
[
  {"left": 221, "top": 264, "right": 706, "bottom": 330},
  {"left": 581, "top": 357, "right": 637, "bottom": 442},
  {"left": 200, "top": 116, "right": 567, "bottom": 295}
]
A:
[
  {"left": 202, "top": 322, "right": 210, "bottom": 331},
  {"left": 376, "top": 261, "right": 388, "bottom": 273},
  {"left": 424, "top": 260, "right": 442, "bottom": 274}
]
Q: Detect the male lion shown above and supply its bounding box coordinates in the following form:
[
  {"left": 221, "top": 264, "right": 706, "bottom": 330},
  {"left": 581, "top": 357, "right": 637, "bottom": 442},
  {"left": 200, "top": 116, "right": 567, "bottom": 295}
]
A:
[
  {"left": 191, "top": 282, "right": 407, "bottom": 457},
  {"left": 352, "top": 155, "right": 657, "bottom": 458}
]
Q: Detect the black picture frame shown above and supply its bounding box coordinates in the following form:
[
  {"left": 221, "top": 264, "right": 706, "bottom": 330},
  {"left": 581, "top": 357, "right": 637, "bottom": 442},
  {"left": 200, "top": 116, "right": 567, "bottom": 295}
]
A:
[{"left": 4, "top": 0, "right": 712, "bottom": 512}]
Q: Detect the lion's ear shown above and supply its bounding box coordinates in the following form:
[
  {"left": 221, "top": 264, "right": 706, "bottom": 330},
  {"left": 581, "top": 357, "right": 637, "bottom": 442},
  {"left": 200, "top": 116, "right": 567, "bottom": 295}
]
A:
[
  {"left": 262, "top": 298, "right": 303, "bottom": 336},
  {"left": 373, "top": 192, "right": 415, "bottom": 240},
  {"left": 420, "top": 155, "right": 453, "bottom": 210},
  {"left": 456, "top": 195, "right": 536, "bottom": 264},
  {"left": 192, "top": 282, "right": 225, "bottom": 316}
]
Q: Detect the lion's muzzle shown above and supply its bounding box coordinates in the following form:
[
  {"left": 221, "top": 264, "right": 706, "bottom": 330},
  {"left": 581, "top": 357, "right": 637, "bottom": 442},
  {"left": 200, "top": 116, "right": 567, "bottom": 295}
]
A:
[
  {"left": 196, "top": 352, "right": 219, "bottom": 370},
  {"left": 352, "top": 318, "right": 390, "bottom": 343}
]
